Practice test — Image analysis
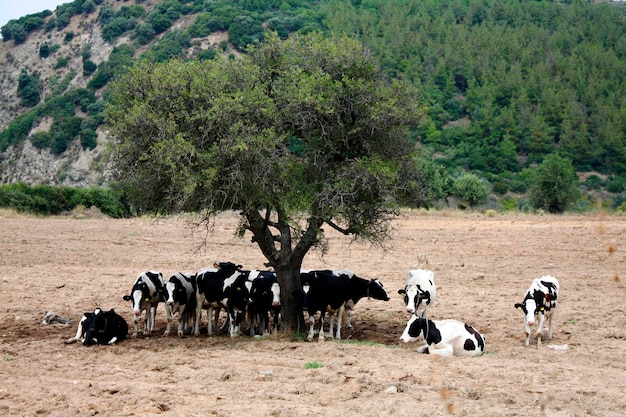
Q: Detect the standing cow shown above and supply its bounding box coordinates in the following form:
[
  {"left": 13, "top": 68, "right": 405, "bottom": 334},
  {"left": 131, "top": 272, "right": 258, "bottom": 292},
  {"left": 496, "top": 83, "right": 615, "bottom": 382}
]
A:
[
  {"left": 246, "top": 270, "right": 281, "bottom": 336},
  {"left": 300, "top": 269, "right": 390, "bottom": 341},
  {"left": 514, "top": 275, "right": 560, "bottom": 347},
  {"left": 398, "top": 269, "right": 436, "bottom": 317},
  {"left": 123, "top": 270, "right": 166, "bottom": 337},
  {"left": 194, "top": 262, "right": 250, "bottom": 337},
  {"left": 164, "top": 272, "right": 197, "bottom": 336}
]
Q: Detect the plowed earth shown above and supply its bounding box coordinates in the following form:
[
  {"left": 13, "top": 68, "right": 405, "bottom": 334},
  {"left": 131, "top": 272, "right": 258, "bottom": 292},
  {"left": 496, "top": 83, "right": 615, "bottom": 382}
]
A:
[{"left": 0, "top": 210, "right": 624, "bottom": 416}]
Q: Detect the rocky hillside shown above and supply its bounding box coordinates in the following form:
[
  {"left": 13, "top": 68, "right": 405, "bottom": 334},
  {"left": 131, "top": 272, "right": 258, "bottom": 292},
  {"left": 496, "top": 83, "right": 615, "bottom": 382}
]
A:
[{"left": 0, "top": 0, "right": 234, "bottom": 187}]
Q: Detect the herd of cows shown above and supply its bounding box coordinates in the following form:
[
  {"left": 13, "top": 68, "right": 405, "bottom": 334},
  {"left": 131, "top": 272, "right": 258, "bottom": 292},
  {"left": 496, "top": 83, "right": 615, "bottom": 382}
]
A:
[{"left": 65, "top": 262, "right": 561, "bottom": 356}]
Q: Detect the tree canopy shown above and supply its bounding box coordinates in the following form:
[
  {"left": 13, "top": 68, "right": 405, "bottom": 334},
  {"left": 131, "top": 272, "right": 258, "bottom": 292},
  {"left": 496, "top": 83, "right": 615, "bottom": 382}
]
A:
[{"left": 106, "top": 32, "right": 422, "bottom": 330}]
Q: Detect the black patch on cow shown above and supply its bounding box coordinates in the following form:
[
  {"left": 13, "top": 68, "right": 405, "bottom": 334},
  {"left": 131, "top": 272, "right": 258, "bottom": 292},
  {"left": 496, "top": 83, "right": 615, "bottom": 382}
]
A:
[
  {"left": 145, "top": 271, "right": 166, "bottom": 301},
  {"left": 464, "top": 338, "right": 476, "bottom": 351},
  {"left": 81, "top": 309, "right": 128, "bottom": 346},
  {"left": 409, "top": 318, "right": 442, "bottom": 345},
  {"left": 464, "top": 323, "right": 485, "bottom": 352}
]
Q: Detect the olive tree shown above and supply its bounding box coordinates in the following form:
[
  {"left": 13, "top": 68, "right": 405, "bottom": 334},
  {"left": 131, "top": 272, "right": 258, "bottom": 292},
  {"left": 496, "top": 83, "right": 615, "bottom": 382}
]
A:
[{"left": 105, "top": 32, "right": 421, "bottom": 331}]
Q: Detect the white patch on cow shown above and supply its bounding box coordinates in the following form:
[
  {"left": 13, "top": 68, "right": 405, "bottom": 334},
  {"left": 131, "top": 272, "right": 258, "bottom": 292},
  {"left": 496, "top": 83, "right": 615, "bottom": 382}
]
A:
[
  {"left": 302, "top": 284, "right": 310, "bottom": 295},
  {"left": 248, "top": 270, "right": 261, "bottom": 280},
  {"left": 222, "top": 271, "right": 241, "bottom": 292},
  {"left": 270, "top": 282, "right": 281, "bottom": 305},
  {"left": 332, "top": 269, "right": 354, "bottom": 278}
]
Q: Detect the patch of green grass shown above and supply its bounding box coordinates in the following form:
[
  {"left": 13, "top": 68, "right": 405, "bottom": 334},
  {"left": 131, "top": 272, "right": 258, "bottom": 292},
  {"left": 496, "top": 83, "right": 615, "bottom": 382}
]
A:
[{"left": 304, "top": 361, "right": 324, "bottom": 369}]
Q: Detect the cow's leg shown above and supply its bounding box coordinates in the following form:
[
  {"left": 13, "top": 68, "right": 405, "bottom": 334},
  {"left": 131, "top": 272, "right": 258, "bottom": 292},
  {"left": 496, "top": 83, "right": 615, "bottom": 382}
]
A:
[
  {"left": 523, "top": 321, "right": 531, "bottom": 346},
  {"left": 177, "top": 309, "right": 185, "bottom": 337},
  {"left": 536, "top": 314, "right": 546, "bottom": 348},
  {"left": 207, "top": 306, "right": 214, "bottom": 336},
  {"left": 547, "top": 312, "right": 554, "bottom": 340},
  {"left": 318, "top": 313, "right": 325, "bottom": 342},
  {"left": 65, "top": 316, "right": 87, "bottom": 344},
  {"left": 417, "top": 344, "right": 430, "bottom": 354},
  {"left": 164, "top": 303, "right": 173, "bottom": 336},
  {"left": 429, "top": 344, "right": 454, "bottom": 357},
  {"left": 193, "top": 299, "right": 203, "bottom": 336},
  {"left": 335, "top": 306, "right": 345, "bottom": 340},
  {"left": 307, "top": 313, "right": 316, "bottom": 341}
]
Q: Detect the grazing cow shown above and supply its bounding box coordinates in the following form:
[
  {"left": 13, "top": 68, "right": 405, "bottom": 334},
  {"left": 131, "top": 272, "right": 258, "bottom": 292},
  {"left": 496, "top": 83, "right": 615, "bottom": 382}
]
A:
[
  {"left": 246, "top": 270, "right": 281, "bottom": 336},
  {"left": 65, "top": 308, "right": 128, "bottom": 346},
  {"left": 122, "top": 270, "right": 166, "bottom": 337},
  {"left": 194, "top": 262, "right": 250, "bottom": 337},
  {"left": 514, "top": 275, "right": 560, "bottom": 347},
  {"left": 400, "top": 316, "right": 486, "bottom": 357},
  {"left": 300, "top": 269, "right": 390, "bottom": 341},
  {"left": 164, "top": 272, "right": 197, "bottom": 336},
  {"left": 398, "top": 269, "right": 436, "bottom": 317}
]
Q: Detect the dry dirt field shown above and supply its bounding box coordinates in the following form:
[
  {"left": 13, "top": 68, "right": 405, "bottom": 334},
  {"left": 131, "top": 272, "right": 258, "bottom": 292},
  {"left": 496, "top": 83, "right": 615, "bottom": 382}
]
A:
[{"left": 0, "top": 209, "right": 624, "bottom": 417}]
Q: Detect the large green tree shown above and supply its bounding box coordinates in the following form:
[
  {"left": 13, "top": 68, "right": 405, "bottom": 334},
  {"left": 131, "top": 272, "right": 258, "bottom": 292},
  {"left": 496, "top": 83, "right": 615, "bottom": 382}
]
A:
[{"left": 105, "top": 32, "right": 421, "bottom": 331}]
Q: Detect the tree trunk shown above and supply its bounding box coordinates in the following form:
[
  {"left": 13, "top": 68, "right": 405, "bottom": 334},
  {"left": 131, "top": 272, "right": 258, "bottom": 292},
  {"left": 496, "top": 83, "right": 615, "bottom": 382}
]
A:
[{"left": 275, "top": 264, "right": 305, "bottom": 334}]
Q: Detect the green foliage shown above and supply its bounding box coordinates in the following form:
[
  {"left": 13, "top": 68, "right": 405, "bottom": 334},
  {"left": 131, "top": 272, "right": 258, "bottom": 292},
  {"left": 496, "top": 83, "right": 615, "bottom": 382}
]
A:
[
  {"left": 0, "top": 183, "right": 129, "bottom": 218},
  {"left": 83, "top": 59, "right": 97, "bottom": 75},
  {"left": 17, "top": 69, "right": 41, "bottom": 107},
  {"left": 452, "top": 173, "right": 490, "bottom": 209},
  {"left": 228, "top": 15, "right": 264, "bottom": 50},
  {"left": 529, "top": 154, "right": 580, "bottom": 213},
  {"left": 54, "top": 56, "right": 69, "bottom": 69},
  {"left": 304, "top": 361, "right": 323, "bottom": 369},
  {"left": 141, "top": 30, "right": 191, "bottom": 62},
  {"left": 397, "top": 154, "right": 453, "bottom": 209},
  {"left": 39, "top": 43, "right": 51, "bottom": 58}
]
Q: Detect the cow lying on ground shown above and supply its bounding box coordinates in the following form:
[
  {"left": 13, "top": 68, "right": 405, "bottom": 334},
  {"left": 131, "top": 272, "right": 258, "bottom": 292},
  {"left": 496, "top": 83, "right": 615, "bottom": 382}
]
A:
[
  {"left": 122, "top": 270, "right": 166, "bottom": 337},
  {"left": 65, "top": 308, "right": 128, "bottom": 345},
  {"left": 400, "top": 316, "right": 485, "bottom": 357},
  {"left": 301, "top": 269, "right": 390, "bottom": 341},
  {"left": 514, "top": 275, "right": 560, "bottom": 347},
  {"left": 398, "top": 269, "right": 436, "bottom": 317},
  {"left": 164, "top": 272, "right": 197, "bottom": 337}
]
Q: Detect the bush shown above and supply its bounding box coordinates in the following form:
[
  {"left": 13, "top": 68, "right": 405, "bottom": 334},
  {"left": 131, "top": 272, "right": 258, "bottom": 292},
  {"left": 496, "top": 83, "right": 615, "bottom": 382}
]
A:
[
  {"left": 529, "top": 154, "right": 580, "bottom": 213},
  {"left": 0, "top": 183, "right": 130, "bottom": 218},
  {"left": 452, "top": 173, "right": 490, "bottom": 209}
]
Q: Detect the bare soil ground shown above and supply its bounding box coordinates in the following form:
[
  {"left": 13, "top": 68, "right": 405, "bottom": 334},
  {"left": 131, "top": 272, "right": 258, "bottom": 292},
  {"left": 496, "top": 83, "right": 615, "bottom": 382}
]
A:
[{"left": 0, "top": 209, "right": 624, "bottom": 417}]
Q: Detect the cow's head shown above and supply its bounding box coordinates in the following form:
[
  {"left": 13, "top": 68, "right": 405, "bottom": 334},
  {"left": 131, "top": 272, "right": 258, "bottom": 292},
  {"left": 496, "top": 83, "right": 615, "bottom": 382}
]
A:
[
  {"left": 81, "top": 307, "right": 103, "bottom": 346},
  {"left": 123, "top": 281, "right": 151, "bottom": 316},
  {"left": 515, "top": 291, "right": 544, "bottom": 326},
  {"left": 368, "top": 279, "right": 390, "bottom": 301},
  {"left": 398, "top": 284, "right": 430, "bottom": 314},
  {"left": 400, "top": 315, "right": 426, "bottom": 343}
]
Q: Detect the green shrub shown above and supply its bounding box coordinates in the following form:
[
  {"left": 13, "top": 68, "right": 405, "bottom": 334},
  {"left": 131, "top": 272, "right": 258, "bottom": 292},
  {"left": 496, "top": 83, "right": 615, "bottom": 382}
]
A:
[
  {"left": 529, "top": 154, "right": 580, "bottom": 213},
  {"left": 452, "top": 173, "right": 490, "bottom": 209}
]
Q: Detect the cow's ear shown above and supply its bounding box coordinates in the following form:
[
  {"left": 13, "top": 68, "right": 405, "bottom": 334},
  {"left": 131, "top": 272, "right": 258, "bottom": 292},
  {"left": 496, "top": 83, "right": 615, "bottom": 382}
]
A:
[
  {"left": 123, "top": 295, "right": 131, "bottom": 301},
  {"left": 398, "top": 289, "right": 406, "bottom": 295},
  {"left": 539, "top": 307, "right": 545, "bottom": 311},
  {"left": 514, "top": 303, "right": 523, "bottom": 309}
]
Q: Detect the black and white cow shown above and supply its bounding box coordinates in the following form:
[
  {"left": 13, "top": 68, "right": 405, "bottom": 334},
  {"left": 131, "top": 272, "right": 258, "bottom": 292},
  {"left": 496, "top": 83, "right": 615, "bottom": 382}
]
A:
[
  {"left": 65, "top": 308, "right": 128, "bottom": 346},
  {"left": 246, "top": 270, "right": 281, "bottom": 336},
  {"left": 122, "top": 270, "right": 166, "bottom": 337},
  {"left": 400, "top": 316, "right": 486, "bottom": 357},
  {"left": 164, "top": 272, "right": 197, "bottom": 337},
  {"left": 398, "top": 269, "right": 436, "bottom": 317},
  {"left": 300, "top": 269, "right": 390, "bottom": 341},
  {"left": 194, "top": 262, "right": 250, "bottom": 337},
  {"left": 514, "top": 275, "right": 560, "bottom": 347}
]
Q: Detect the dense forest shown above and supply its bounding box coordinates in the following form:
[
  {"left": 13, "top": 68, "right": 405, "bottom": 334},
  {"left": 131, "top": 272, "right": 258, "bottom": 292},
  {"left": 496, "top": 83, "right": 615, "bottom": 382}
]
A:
[{"left": 2, "top": 0, "right": 626, "bottom": 213}]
